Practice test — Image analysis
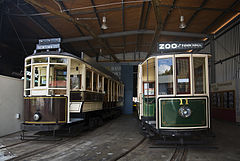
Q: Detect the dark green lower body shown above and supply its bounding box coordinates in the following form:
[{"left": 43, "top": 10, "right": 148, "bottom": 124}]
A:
[{"left": 160, "top": 98, "right": 208, "bottom": 128}]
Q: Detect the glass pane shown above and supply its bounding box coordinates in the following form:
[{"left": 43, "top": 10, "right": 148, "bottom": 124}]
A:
[
  {"left": 26, "top": 59, "right": 31, "bottom": 65},
  {"left": 112, "top": 82, "right": 115, "bottom": 100},
  {"left": 70, "top": 75, "right": 81, "bottom": 90},
  {"left": 50, "top": 58, "right": 68, "bottom": 63},
  {"left": 194, "top": 57, "right": 206, "bottom": 94},
  {"left": 176, "top": 57, "right": 190, "bottom": 94},
  {"left": 99, "top": 75, "right": 103, "bottom": 92},
  {"left": 25, "top": 90, "right": 30, "bottom": 95},
  {"left": 144, "top": 82, "right": 155, "bottom": 95},
  {"left": 158, "top": 58, "right": 173, "bottom": 95},
  {"left": 93, "top": 73, "right": 98, "bottom": 91},
  {"left": 86, "top": 69, "right": 92, "bottom": 90},
  {"left": 33, "top": 57, "right": 48, "bottom": 63},
  {"left": 34, "top": 66, "right": 47, "bottom": 87},
  {"left": 104, "top": 78, "right": 108, "bottom": 94},
  {"left": 49, "top": 65, "right": 67, "bottom": 88},
  {"left": 26, "top": 66, "right": 31, "bottom": 89}
]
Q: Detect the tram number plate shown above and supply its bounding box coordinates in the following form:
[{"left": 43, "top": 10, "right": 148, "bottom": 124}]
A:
[{"left": 157, "top": 42, "right": 204, "bottom": 51}]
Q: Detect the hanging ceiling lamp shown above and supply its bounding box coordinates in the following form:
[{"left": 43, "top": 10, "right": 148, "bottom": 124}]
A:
[
  {"left": 101, "top": 16, "right": 108, "bottom": 30},
  {"left": 179, "top": 15, "right": 186, "bottom": 29}
]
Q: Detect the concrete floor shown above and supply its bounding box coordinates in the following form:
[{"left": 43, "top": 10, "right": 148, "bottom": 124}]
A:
[{"left": 0, "top": 115, "right": 240, "bottom": 161}]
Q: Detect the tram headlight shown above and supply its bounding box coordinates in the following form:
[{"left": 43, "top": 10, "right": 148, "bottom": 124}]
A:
[
  {"left": 33, "top": 113, "right": 41, "bottom": 121},
  {"left": 178, "top": 106, "right": 191, "bottom": 118}
]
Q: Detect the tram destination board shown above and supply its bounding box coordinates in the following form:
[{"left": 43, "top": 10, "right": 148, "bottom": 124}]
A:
[{"left": 157, "top": 41, "right": 204, "bottom": 52}]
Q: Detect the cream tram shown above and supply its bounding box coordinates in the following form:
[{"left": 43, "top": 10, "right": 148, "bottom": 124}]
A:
[
  {"left": 137, "top": 53, "right": 210, "bottom": 137},
  {"left": 22, "top": 38, "right": 124, "bottom": 132}
]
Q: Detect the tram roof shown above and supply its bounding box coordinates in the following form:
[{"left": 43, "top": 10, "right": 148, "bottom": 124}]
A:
[
  {"left": 150, "top": 52, "right": 211, "bottom": 57},
  {"left": 140, "top": 52, "right": 211, "bottom": 65},
  {"left": 28, "top": 51, "right": 121, "bottom": 82}
]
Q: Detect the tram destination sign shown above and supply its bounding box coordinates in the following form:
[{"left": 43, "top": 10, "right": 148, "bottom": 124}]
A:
[{"left": 157, "top": 41, "right": 204, "bottom": 51}]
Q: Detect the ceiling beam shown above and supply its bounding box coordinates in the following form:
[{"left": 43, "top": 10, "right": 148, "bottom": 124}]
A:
[
  {"left": 90, "top": 0, "right": 102, "bottom": 30},
  {"left": 15, "top": 1, "right": 78, "bottom": 54},
  {"left": 7, "top": 4, "right": 143, "bottom": 18},
  {"left": 12, "top": 2, "right": 51, "bottom": 37},
  {"left": 202, "top": 0, "right": 240, "bottom": 33},
  {"left": 146, "top": 0, "right": 162, "bottom": 59},
  {"left": 57, "top": 0, "right": 98, "bottom": 56},
  {"left": 25, "top": 0, "right": 120, "bottom": 62},
  {"left": 8, "top": 4, "right": 240, "bottom": 18},
  {"left": 159, "top": 4, "right": 239, "bottom": 12},
  {"left": 22, "top": 30, "right": 208, "bottom": 43},
  {"left": 162, "top": 0, "right": 177, "bottom": 30},
  {"left": 122, "top": 0, "right": 126, "bottom": 51},
  {"left": 182, "top": 0, "right": 208, "bottom": 31},
  {"left": 136, "top": 2, "right": 146, "bottom": 53},
  {"left": 136, "top": 1, "right": 151, "bottom": 53}
]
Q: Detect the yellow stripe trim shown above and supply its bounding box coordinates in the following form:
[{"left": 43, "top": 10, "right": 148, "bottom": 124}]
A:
[
  {"left": 24, "top": 97, "right": 66, "bottom": 99},
  {"left": 25, "top": 121, "right": 66, "bottom": 124}
]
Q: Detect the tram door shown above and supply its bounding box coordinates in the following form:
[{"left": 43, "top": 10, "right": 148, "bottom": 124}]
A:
[{"left": 141, "top": 58, "right": 156, "bottom": 121}]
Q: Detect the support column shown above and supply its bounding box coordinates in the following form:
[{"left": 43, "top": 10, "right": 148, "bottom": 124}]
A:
[
  {"left": 121, "top": 65, "right": 133, "bottom": 114},
  {"left": 210, "top": 35, "right": 216, "bottom": 83}
]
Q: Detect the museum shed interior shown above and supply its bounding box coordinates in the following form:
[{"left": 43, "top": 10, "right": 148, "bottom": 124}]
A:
[{"left": 1, "top": 0, "right": 240, "bottom": 160}]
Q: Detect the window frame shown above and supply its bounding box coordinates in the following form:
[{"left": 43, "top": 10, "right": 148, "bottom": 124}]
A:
[
  {"left": 86, "top": 68, "right": 93, "bottom": 91},
  {"left": 192, "top": 55, "right": 209, "bottom": 96},
  {"left": 156, "top": 55, "right": 175, "bottom": 97},
  {"left": 175, "top": 57, "right": 191, "bottom": 95}
]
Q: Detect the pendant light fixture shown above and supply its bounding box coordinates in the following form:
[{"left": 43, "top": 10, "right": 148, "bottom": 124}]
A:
[
  {"left": 179, "top": 15, "right": 186, "bottom": 29},
  {"left": 101, "top": 15, "right": 108, "bottom": 30}
]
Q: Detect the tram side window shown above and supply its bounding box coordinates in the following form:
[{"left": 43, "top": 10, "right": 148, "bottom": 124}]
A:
[
  {"left": 112, "top": 82, "right": 115, "bottom": 101},
  {"left": 193, "top": 57, "right": 206, "bottom": 94},
  {"left": 93, "top": 72, "right": 98, "bottom": 91},
  {"left": 158, "top": 58, "right": 173, "bottom": 95},
  {"left": 49, "top": 65, "right": 67, "bottom": 88},
  {"left": 86, "top": 69, "right": 92, "bottom": 90},
  {"left": 99, "top": 75, "right": 103, "bottom": 92},
  {"left": 104, "top": 78, "right": 108, "bottom": 94},
  {"left": 50, "top": 58, "right": 67, "bottom": 63},
  {"left": 34, "top": 66, "right": 47, "bottom": 87},
  {"left": 70, "top": 74, "right": 81, "bottom": 90},
  {"left": 144, "top": 82, "right": 155, "bottom": 96},
  {"left": 176, "top": 57, "right": 190, "bottom": 94},
  {"left": 26, "top": 66, "right": 31, "bottom": 89},
  {"left": 33, "top": 57, "right": 48, "bottom": 63}
]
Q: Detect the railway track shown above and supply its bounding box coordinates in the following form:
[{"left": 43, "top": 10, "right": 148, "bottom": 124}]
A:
[
  {"left": 6, "top": 136, "right": 77, "bottom": 161},
  {"left": 170, "top": 145, "right": 188, "bottom": 161},
  {"left": 4, "top": 118, "right": 118, "bottom": 161},
  {"left": 111, "top": 137, "right": 146, "bottom": 161}
]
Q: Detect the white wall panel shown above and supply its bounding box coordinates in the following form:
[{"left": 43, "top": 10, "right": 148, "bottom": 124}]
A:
[{"left": 0, "top": 75, "right": 23, "bottom": 137}]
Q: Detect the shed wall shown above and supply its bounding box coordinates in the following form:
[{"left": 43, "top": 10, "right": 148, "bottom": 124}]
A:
[
  {"left": 201, "top": 23, "right": 240, "bottom": 83},
  {"left": 0, "top": 75, "right": 23, "bottom": 137}
]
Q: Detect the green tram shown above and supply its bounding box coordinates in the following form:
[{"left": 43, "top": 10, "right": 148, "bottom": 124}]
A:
[{"left": 137, "top": 53, "right": 211, "bottom": 138}]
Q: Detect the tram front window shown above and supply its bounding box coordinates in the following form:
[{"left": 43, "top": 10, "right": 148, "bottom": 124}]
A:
[
  {"left": 194, "top": 57, "right": 206, "bottom": 94},
  {"left": 158, "top": 58, "right": 173, "bottom": 95},
  {"left": 176, "top": 57, "right": 190, "bottom": 94},
  {"left": 34, "top": 66, "right": 47, "bottom": 87},
  {"left": 49, "top": 65, "right": 67, "bottom": 88}
]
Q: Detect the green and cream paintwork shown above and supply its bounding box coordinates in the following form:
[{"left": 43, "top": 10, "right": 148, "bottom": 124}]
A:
[{"left": 137, "top": 53, "right": 210, "bottom": 130}]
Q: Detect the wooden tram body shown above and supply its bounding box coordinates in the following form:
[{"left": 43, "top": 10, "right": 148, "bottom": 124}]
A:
[
  {"left": 21, "top": 39, "right": 124, "bottom": 132},
  {"left": 137, "top": 53, "right": 211, "bottom": 137}
]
